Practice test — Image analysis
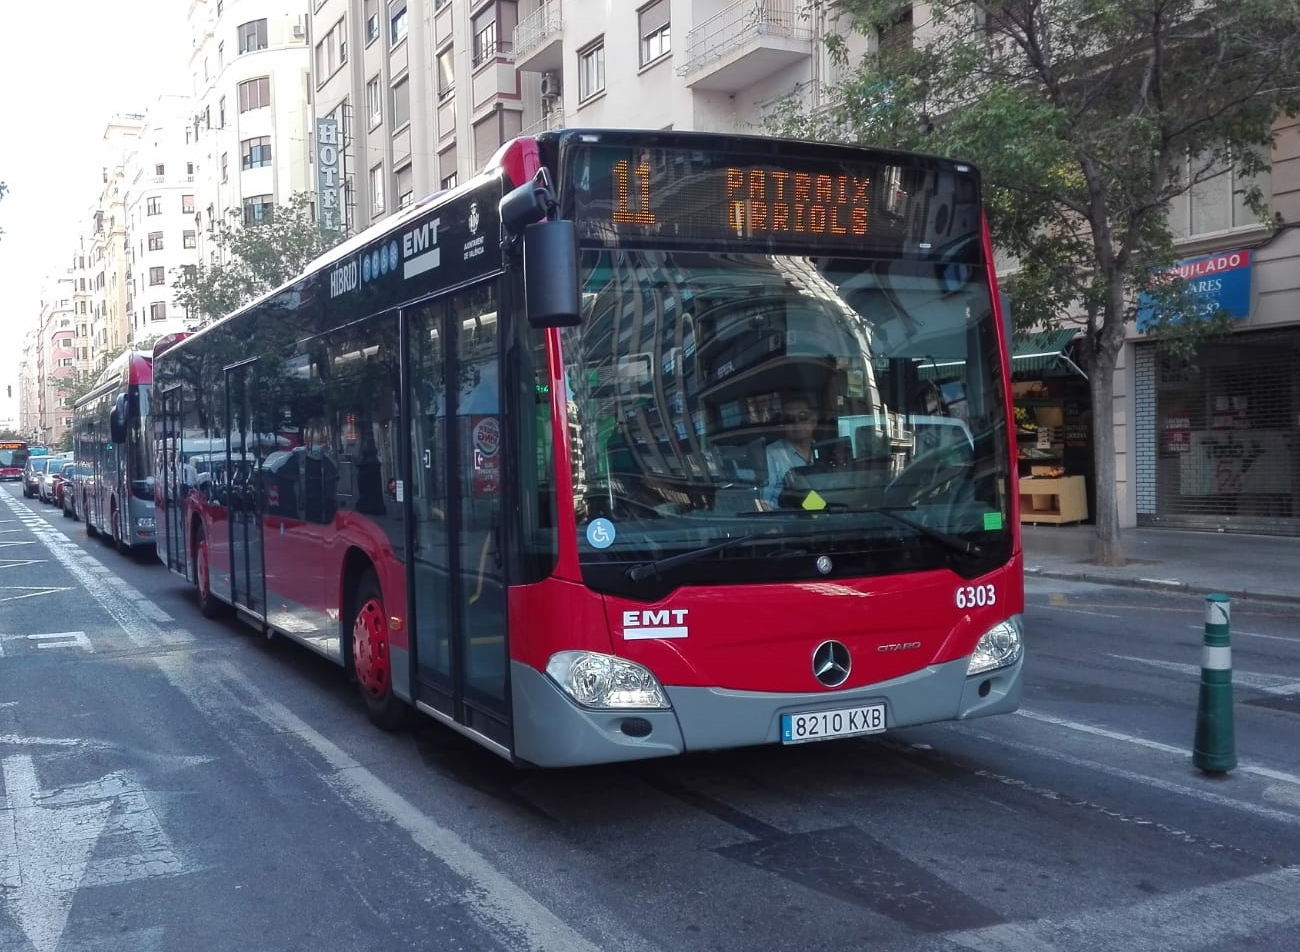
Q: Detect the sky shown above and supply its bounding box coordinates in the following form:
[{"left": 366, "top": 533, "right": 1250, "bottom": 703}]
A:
[{"left": 0, "top": 0, "right": 187, "bottom": 429}]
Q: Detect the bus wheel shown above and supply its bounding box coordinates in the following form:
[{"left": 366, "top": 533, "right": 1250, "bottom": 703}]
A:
[
  {"left": 351, "top": 570, "right": 409, "bottom": 730},
  {"left": 111, "top": 506, "right": 127, "bottom": 553},
  {"left": 194, "top": 529, "right": 227, "bottom": 619}
]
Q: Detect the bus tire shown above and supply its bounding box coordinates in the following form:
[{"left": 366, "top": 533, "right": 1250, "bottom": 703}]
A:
[
  {"left": 193, "top": 527, "right": 228, "bottom": 619},
  {"left": 350, "top": 570, "right": 410, "bottom": 731}
]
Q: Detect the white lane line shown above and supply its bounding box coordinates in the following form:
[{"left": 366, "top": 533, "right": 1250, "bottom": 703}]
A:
[
  {"left": 4, "top": 489, "right": 654, "bottom": 952},
  {"left": 1187, "top": 623, "right": 1299, "bottom": 644},
  {"left": 1016, "top": 708, "right": 1300, "bottom": 787},
  {"left": 957, "top": 722, "right": 1300, "bottom": 826},
  {"left": 948, "top": 867, "right": 1300, "bottom": 952},
  {"left": 1109, "top": 653, "right": 1300, "bottom": 697}
]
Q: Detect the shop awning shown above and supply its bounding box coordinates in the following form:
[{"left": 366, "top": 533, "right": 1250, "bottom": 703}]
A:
[{"left": 1012, "top": 329, "right": 1085, "bottom": 376}]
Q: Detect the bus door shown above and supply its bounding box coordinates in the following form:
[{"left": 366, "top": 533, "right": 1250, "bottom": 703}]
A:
[
  {"left": 225, "top": 360, "right": 266, "bottom": 620},
  {"left": 407, "top": 288, "right": 510, "bottom": 750},
  {"left": 156, "top": 384, "right": 186, "bottom": 575}
]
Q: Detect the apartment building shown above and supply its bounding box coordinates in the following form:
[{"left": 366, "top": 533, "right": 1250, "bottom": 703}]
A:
[
  {"left": 123, "top": 94, "right": 203, "bottom": 350},
  {"left": 87, "top": 115, "right": 146, "bottom": 375},
  {"left": 186, "top": 0, "right": 315, "bottom": 261},
  {"left": 33, "top": 280, "right": 78, "bottom": 447}
]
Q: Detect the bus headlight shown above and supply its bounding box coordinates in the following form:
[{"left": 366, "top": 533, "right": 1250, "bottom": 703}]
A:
[
  {"left": 546, "top": 651, "right": 670, "bottom": 710},
  {"left": 967, "top": 617, "right": 1023, "bottom": 676}
]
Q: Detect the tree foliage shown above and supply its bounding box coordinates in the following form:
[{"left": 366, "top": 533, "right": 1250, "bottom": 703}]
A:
[
  {"left": 172, "top": 191, "right": 346, "bottom": 327},
  {"left": 765, "top": 0, "right": 1300, "bottom": 564}
]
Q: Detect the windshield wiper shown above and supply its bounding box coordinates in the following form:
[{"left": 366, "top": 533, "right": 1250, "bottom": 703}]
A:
[
  {"left": 866, "top": 505, "right": 983, "bottom": 558},
  {"left": 737, "top": 506, "right": 983, "bottom": 558},
  {"left": 626, "top": 533, "right": 761, "bottom": 582}
]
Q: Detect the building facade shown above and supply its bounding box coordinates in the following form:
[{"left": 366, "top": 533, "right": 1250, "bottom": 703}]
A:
[
  {"left": 186, "top": 0, "right": 315, "bottom": 263},
  {"left": 123, "top": 95, "right": 202, "bottom": 350}
]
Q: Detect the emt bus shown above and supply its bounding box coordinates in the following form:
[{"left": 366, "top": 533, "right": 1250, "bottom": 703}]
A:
[
  {"left": 153, "top": 129, "right": 1024, "bottom": 767},
  {"left": 0, "top": 440, "right": 29, "bottom": 480},
  {"left": 72, "top": 349, "right": 157, "bottom": 553}
]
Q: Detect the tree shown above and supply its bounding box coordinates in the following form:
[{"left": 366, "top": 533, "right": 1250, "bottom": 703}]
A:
[
  {"left": 173, "top": 191, "right": 346, "bottom": 327},
  {"left": 765, "top": 0, "right": 1300, "bottom": 565}
]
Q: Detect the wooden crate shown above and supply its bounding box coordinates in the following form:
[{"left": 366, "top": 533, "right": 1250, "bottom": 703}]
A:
[{"left": 1019, "top": 475, "right": 1088, "bottom": 524}]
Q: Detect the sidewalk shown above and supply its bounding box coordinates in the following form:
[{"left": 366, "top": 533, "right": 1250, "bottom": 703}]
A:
[{"left": 1021, "top": 523, "right": 1300, "bottom": 605}]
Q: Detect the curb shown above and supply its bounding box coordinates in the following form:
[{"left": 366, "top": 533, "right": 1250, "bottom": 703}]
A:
[{"left": 1024, "top": 565, "right": 1300, "bottom": 606}]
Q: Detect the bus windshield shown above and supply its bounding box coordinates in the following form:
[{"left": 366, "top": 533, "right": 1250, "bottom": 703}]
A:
[{"left": 560, "top": 246, "right": 1012, "bottom": 594}]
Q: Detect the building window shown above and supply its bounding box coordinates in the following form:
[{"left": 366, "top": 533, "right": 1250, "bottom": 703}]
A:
[
  {"left": 370, "top": 164, "right": 386, "bottom": 216},
  {"left": 146, "top": 196, "right": 162, "bottom": 215},
  {"left": 437, "top": 46, "right": 455, "bottom": 98},
  {"left": 243, "top": 194, "right": 274, "bottom": 225},
  {"left": 184, "top": 230, "right": 197, "bottom": 249},
  {"left": 364, "top": 0, "right": 380, "bottom": 44},
  {"left": 441, "top": 172, "right": 457, "bottom": 190},
  {"left": 242, "top": 136, "right": 273, "bottom": 169},
  {"left": 314, "top": 18, "right": 347, "bottom": 81},
  {"left": 238, "top": 19, "right": 268, "bottom": 53},
  {"left": 639, "top": 1, "right": 670, "bottom": 67},
  {"left": 150, "top": 302, "right": 167, "bottom": 321},
  {"left": 396, "top": 165, "right": 413, "bottom": 209},
  {"left": 389, "top": 1, "right": 408, "bottom": 46},
  {"left": 238, "top": 76, "right": 271, "bottom": 112},
  {"left": 148, "top": 232, "right": 164, "bottom": 251},
  {"left": 221, "top": 152, "right": 229, "bottom": 182},
  {"left": 472, "top": 9, "right": 498, "bottom": 66},
  {"left": 391, "top": 77, "right": 411, "bottom": 128},
  {"left": 183, "top": 194, "right": 195, "bottom": 213},
  {"left": 578, "top": 40, "right": 605, "bottom": 101},
  {"left": 149, "top": 266, "right": 165, "bottom": 286},
  {"left": 366, "top": 75, "right": 383, "bottom": 127}
]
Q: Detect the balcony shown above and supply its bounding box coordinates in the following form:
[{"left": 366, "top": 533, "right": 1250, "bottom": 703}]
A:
[
  {"left": 513, "top": 0, "right": 564, "bottom": 73},
  {"left": 522, "top": 108, "right": 567, "bottom": 137},
  {"left": 678, "top": 0, "right": 813, "bottom": 92}
]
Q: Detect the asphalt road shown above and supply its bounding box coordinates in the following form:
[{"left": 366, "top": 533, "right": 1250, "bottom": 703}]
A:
[{"left": 2, "top": 483, "right": 1298, "bottom": 952}]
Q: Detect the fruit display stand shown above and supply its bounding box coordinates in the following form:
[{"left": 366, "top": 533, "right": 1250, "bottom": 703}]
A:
[{"left": 1018, "top": 474, "right": 1088, "bottom": 525}]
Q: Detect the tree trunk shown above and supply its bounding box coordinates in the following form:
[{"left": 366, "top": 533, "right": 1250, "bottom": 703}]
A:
[{"left": 1089, "top": 354, "right": 1124, "bottom": 566}]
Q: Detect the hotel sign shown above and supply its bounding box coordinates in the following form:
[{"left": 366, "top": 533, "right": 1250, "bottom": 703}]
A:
[{"left": 316, "top": 117, "right": 343, "bottom": 233}]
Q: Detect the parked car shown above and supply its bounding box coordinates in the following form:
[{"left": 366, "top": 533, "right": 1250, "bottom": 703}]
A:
[
  {"left": 22, "top": 457, "right": 54, "bottom": 498},
  {"left": 61, "top": 463, "right": 90, "bottom": 521},
  {"left": 39, "top": 455, "right": 72, "bottom": 503},
  {"left": 51, "top": 460, "right": 77, "bottom": 509}
]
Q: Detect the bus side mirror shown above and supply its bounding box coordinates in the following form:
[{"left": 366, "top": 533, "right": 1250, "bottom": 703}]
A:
[
  {"left": 522, "top": 219, "right": 581, "bottom": 328},
  {"left": 110, "top": 395, "right": 128, "bottom": 443}
]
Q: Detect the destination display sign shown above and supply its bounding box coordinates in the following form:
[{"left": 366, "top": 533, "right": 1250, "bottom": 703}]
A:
[{"left": 566, "top": 142, "right": 979, "bottom": 254}]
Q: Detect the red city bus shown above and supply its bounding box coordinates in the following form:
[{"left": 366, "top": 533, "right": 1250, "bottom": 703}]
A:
[
  {"left": 0, "top": 440, "right": 30, "bottom": 481},
  {"left": 153, "top": 129, "right": 1024, "bottom": 767},
  {"left": 73, "top": 350, "right": 157, "bottom": 553}
]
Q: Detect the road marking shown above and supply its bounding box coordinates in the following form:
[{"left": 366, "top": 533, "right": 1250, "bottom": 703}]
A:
[
  {"left": 0, "top": 585, "right": 72, "bottom": 603},
  {"left": 30, "top": 631, "right": 93, "bottom": 651},
  {"left": 1017, "top": 708, "right": 1300, "bottom": 787},
  {"left": 1, "top": 755, "right": 115, "bottom": 952},
  {"left": 2, "top": 490, "right": 660, "bottom": 952},
  {"left": 1110, "top": 653, "right": 1300, "bottom": 696},
  {"left": 1187, "top": 623, "right": 1298, "bottom": 644},
  {"left": 948, "top": 867, "right": 1300, "bottom": 952}
]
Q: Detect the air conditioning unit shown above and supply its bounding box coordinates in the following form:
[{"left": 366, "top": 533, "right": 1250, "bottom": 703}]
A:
[
  {"left": 292, "top": 18, "right": 305, "bottom": 38},
  {"left": 540, "top": 72, "right": 560, "bottom": 100}
]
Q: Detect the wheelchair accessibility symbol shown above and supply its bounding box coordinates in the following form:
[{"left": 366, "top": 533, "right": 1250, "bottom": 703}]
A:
[{"left": 586, "top": 518, "right": 616, "bottom": 549}]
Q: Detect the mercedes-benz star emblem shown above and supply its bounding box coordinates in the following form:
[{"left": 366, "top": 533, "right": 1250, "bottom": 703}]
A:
[{"left": 812, "top": 640, "right": 851, "bottom": 687}]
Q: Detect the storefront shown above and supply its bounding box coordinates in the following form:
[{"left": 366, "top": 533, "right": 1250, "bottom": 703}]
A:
[
  {"left": 1136, "top": 326, "right": 1300, "bottom": 535},
  {"left": 1011, "top": 330, "right": 1094, "bottom": 525}
]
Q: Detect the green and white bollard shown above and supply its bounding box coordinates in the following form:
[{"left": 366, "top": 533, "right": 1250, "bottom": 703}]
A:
[{"left": 1193, "top": 593, "right": 1236, "bottom": 774}]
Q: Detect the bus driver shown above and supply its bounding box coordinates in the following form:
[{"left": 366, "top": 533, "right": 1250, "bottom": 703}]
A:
[{"left": 762, "top": 394, "right": 817, "bottom": 507}]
